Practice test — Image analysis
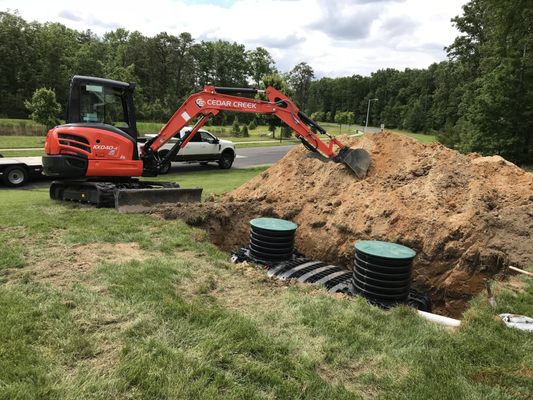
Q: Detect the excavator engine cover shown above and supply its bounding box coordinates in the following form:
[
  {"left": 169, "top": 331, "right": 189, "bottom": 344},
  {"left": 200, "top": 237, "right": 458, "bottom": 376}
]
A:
[{"left": 335, "top": 147, "right": 371, "bottom": 178}]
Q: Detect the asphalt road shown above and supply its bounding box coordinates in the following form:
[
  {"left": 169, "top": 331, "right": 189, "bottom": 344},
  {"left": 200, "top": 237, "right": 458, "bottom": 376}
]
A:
[
  {"left": 0, "top": 144, "right": 296, "bottom": 190},
  {"left": 235, "top": 144, "right": 296, "bottom": 168}
]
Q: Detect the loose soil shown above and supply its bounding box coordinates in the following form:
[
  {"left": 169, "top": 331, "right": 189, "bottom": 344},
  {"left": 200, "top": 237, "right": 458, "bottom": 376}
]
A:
[{"left": 156, "top": 132, "right": 533, "bottom": 317}]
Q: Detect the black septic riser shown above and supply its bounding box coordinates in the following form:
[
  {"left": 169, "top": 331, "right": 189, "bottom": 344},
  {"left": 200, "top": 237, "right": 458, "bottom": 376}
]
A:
[
  {"left": 249, "top": 218, "right": 297, "bottom": 262},
  {"left": 352, "top": 241, "right": 416, "bottom": 303}
]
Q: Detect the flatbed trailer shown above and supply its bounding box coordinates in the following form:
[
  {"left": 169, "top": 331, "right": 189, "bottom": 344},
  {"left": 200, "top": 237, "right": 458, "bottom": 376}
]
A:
[{"left": 0, "top": 156, "right": 43, "bottom": 187}]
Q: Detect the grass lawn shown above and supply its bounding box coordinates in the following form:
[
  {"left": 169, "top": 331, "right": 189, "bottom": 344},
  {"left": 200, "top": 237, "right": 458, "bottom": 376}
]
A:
[
  {"left": 0, "top": 118, "right": 46, "bottom": 136},
  {"left": 0, "top": 168, "right": 532, "bottom": 399},
  {"left": 0, "top": 135, "right": 46, "bottom": 149},
  {"left": 392, "top": 130, "right": 437, "bottom": 144},
  {"left": 318, "top": 122, "right": 363, "bottom": 135},
  {"left": 0, "top": 150, "right": 45, "bottom": 157}
]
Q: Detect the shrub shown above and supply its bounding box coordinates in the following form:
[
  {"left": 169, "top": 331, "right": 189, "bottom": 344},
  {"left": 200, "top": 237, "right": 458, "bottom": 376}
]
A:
[
  {"left": 24, "top": 88, "right": 62, "bottom": 130},
  {"left": 231, "top": 117, "right": 240, "bottom": 136}
]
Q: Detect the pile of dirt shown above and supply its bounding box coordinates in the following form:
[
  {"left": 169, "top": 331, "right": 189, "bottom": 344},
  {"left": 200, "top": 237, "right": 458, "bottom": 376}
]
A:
[{"left": 157, "top": 132, "right": 533, "bottom": 316}]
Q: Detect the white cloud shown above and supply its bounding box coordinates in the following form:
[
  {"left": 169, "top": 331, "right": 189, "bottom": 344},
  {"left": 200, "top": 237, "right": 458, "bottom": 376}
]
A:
[{"left": 2, "top": 0, "right": 467, "bottom": 76}]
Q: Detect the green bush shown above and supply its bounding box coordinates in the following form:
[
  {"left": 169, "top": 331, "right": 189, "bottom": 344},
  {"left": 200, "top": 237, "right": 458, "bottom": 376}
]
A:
[
  {"left": 241, "top": 125, "right": 249, "bottom": 137},
  {"left": 24, "top": 88, "right": 61, "bottom": 130},
  {"left": 231, "top": 117, "right": 240, "bottom": 136}
]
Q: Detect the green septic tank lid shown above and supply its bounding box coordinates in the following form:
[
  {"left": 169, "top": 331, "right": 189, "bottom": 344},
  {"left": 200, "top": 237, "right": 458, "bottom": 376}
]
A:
[
  {"left": 250, "top": 217, "right": 297, "bottom": 232},
  {"left": 354, "top": 240, "right": 416, "bottom": 260}
]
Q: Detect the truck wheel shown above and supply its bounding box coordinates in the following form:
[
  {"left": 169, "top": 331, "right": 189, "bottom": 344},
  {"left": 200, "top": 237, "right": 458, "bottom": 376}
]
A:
[
  {"left": 218, "top": 151, "right": 234, "bottom": 169},
  {"left": 3, "top": 165, "right": 28, "bottom": 187},
  {"left": 158, "top": 150, "right": 171, "bottom": 174}
]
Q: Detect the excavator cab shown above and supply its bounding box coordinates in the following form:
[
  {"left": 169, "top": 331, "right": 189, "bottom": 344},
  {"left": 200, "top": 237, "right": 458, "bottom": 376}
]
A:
[
  {"left": 67, "top": 75, "right": 138, "bottom": 140},
  {"left": 43, "top": 76, "right": 145, "bottom": 179}
]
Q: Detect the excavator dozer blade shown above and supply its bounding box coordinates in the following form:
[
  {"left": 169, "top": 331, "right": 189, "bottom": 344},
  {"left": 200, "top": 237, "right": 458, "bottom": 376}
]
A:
[
  {"left": 115, "top": 187, "right": 203, "bottom": 213},
  {"left": 336, "top": 147, "right": 371, "bottom": 179}
]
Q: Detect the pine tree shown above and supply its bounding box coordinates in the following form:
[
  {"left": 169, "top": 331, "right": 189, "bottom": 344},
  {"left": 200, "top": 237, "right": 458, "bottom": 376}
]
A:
[{"left": 231, "top": 117, "right": 240, "bottom": 136}]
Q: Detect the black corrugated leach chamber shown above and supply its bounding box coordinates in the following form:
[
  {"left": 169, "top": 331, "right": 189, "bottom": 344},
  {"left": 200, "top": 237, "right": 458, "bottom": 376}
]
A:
[{"left": 231, "top": 223, "right": 430, "bottom": 311}]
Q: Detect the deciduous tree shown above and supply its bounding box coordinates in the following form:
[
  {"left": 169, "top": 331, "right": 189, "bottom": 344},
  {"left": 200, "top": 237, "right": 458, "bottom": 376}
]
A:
[{"left": 24, "top": 88, "right": 62, "bottom": 130}]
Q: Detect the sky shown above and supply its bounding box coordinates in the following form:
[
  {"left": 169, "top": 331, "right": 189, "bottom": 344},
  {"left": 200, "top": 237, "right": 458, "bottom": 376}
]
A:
[{"left": 1, "top": 0, "right": 468, "bottom": 78}]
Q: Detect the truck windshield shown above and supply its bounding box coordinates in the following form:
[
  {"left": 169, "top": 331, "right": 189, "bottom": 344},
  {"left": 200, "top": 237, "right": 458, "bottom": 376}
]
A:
[{"left": 79, "top": 84, "right": 129, "bottom": 128}]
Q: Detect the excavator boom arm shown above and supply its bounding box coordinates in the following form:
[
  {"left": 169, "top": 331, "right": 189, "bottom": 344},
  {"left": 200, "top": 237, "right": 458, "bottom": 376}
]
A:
[{"left": 143, "top": 85, "right": 370, "bottom": 177}]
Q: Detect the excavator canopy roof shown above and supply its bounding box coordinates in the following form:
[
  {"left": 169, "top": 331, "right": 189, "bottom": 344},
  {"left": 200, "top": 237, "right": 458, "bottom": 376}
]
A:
[{"left": 71, "top": 75, "right": 135, "bottom": 91}]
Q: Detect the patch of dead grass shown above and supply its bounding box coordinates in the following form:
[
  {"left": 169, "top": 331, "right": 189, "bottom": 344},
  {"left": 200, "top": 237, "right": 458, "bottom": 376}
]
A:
[
  {"left": 84, "top": 315, "right": 147, "bottom": 373},
  {"left": 499, "top": 275, "right": 528, "bottom": 292},
  {"left": 317, "top": 361, "right": 380, "bottom": 399},
  {"left": 3, "top": 239, "right": 152, "bottom": 376},
  {"left": 316, "top": 352, "right": 413, "bottom": 398},
  {"left": 10, "top": 241, "right": 148, "bottom": 288}
]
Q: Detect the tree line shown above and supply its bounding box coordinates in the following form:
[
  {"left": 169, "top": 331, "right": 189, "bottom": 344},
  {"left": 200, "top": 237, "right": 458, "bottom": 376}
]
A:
[
  {"left": 0, "top": 0, "right": 531, "bottom": 164},
  {"left": 0, "top": 10, "right": 281, "bottom": 124},
  {"left": 306, "top": 0, "right": 532, "bottom": 164}
]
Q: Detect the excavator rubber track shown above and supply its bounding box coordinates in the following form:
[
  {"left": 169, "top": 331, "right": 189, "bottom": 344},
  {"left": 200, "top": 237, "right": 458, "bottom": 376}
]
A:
[{"left": 49, "top": 179, "right": 202, "bottom": 212}]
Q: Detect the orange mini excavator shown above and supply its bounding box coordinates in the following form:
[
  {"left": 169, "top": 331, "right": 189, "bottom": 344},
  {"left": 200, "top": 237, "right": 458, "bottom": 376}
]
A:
[{"left": 43, "top": 75, "right": 370, "bottom": 210}]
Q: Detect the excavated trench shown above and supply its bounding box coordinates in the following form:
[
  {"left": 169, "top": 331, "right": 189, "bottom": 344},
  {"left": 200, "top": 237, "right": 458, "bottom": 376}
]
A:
[
  {"left": 155, "top": 201, "right": 464, "bottom": 317},
  {"left": 154, "top": 133, "right": 533, "bottom": 318}
]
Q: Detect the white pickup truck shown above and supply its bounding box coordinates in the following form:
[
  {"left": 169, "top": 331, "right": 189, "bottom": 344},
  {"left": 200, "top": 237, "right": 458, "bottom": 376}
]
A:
[
  {"left": 143, "top": 127, "right": 236, "bottom": 173},
  {"left": 0, "top": 156, "right": 43, "bottom": 187}
]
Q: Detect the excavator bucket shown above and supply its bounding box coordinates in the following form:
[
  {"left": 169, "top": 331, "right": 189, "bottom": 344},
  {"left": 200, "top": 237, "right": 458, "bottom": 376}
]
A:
[
  {"left": 115, "top": 187, "right": 203, "bottom": 213},
  {"left": 335, "top": 147, "right": 372, "bottom": 179}
]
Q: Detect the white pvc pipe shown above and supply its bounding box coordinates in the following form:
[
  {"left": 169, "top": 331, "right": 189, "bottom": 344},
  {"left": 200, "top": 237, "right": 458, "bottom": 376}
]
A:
[
  {"left": 417, "top": 310, "right": 461, "bottom": 327},
  {"left": 509, "top": 266, "right": 533, "bottom": 277}
]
